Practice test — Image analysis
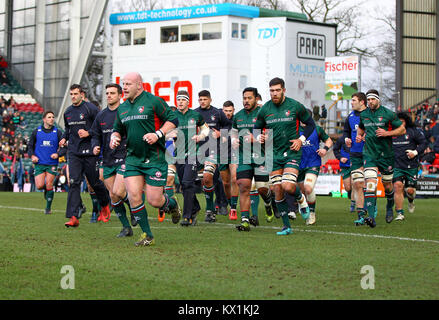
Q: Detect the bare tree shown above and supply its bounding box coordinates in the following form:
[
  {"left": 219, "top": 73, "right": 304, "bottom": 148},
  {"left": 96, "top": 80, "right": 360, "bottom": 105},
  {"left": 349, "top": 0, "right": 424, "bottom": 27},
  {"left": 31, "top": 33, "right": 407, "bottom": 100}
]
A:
[
  {"left": 183, "top": 0, "right": 288, "bottom": 10},
  {"left": 290, "top": 0, "right": 376, "bottom": 57}
]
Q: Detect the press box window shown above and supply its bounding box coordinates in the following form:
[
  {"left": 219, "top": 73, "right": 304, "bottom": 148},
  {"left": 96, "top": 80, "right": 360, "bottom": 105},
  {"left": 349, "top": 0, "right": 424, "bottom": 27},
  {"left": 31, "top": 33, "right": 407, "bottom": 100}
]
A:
[
  {"left": 240, "top": 24, "right": 248, "bottom": 39},
  {"left": 133, "top": 28, "right": 146, "bottom": 45},
  {"left": 202, "top": 22, "right": 221, "bottom": 40},
  {"left": 181, "top": 24, "right": 200, "bottom": 42},
  {"left": 161, "top": 26, "right": 178, "bottom": 43},
  {"left": 119, "top": 30, "right": 131, "bottom": 46},
  {"left": 231, "top": 23, "right": 239, "bottom": 38}
]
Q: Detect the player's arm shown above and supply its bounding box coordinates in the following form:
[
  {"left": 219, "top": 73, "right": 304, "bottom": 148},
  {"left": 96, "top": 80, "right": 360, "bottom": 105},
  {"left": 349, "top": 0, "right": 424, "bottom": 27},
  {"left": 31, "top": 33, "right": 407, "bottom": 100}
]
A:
[
  {"left": 317, "top": 126, "right": 333, "bottom": 157},
  {"left": 253, "top": 107, "right": 267, "bottom": 144},
  {"left": 111, "top": 111, "right": 124, "bottom": 149},
  {"left": 28, "top": 129, "right": 38, "bottom": 163},
  {"left": 376, "top": 114, "right": 406, "bottom": 137},
  {"left": 407, "top": 128, "right": 428, "bottom": 159},
  {"left": 291, "top": 106, "right": 316, "bottom": 151},
  {"left": 342, "top": 116, "right": 353, "bottom": 147},
  {"left": 193, "top": 123, "right": 210, "bottom": 143},
  {"left": 144, "top": 99, "right": 179, "bottom": 145},
  {"left": 332, "top": 137, "right": 342, "bottom": 160},
  {"left": 90, "top": 115, "right": 102, "bottom": 155},
  {"left": 59, "top": 113, "right": 69, "bottom": 147},
  {"left": 356, "top": 122, "right": 365, "bottom": 143}
]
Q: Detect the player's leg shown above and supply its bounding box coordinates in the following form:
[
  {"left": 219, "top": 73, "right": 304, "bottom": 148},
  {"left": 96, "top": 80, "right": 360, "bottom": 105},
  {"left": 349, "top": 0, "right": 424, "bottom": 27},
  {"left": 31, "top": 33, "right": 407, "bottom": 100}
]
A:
[
  {"left": 249, "top": 178, "right": 260, "bottom": 220},
  {"left": 84, "top": 157, "right": 111, "bottom": 223},
  {"left": 125, "top": 174, "right": 154, "bottom": 247},
  {"left": 44, "top": 170, "right": 56, "bottom": 215},
  {"left": 220, "top": 166, "right": 232, "bottom": 210},
  {"left": 34, "top": 168, "right": 49, "bottom": 213},
  {"left": 229, "top": 164, "right": 239, "bottom": 220},
  {"left": 270, "top": 168, "right": 293, "bottom": 235},
  {"left": 64, "top": 154, "right": 84, "bottom": 227},
  {"left": 106, "top": 170, "right": 132, "bottom": 237},
  {"left": 85, "top": 178, "right": 100, "bottom": 222},
  {"left": 252, "top": 164, "right": 273, "bottom": 226},
  {"left": 178, "top": 163, "right": 199, "bottom": 226},
  {"left": 381, "top": 161, "right": 395, "bottom": 223},
  {"left": 302, "top": 171, "right": 318, "bottom": 225},
  {"left": 282, "top": 167, "right": 309, "bottom": 220},
  {"left": 145, "top": 166, "right": 181, "bottom": 224},
  {"left": 363, "top": 165, "right": 378, "bottom": 228},
  {"left": 236, "top": 168, "right": 252, "bottom": 231},
  {"left": 202, "top": 161, "right": 216, "bottom": 222},
  {"left": 393, "top": 176, "right": 405, "bottom": 222},
  {"left": 351, "top": 165, "right": 366, "bottom": 224}
]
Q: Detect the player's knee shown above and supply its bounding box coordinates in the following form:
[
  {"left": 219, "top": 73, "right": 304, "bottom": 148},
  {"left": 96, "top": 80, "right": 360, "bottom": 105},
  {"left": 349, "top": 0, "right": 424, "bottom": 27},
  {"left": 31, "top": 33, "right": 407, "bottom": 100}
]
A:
[
  {"left": 307, "top": 190, "right": 316, "bottom": 203},
  {"left": 351, "top": 169, "right": 364, "bottom": 183}
]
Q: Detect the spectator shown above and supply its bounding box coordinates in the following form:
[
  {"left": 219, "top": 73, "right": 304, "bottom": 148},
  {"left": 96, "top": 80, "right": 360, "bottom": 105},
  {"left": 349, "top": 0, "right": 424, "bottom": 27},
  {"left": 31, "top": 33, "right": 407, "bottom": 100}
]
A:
[
  {"left": 0, "top": 55, "right": 7, "bottom": 70},
  {"left": 0, "top": 71, "right": 9, "bottom": 87}
]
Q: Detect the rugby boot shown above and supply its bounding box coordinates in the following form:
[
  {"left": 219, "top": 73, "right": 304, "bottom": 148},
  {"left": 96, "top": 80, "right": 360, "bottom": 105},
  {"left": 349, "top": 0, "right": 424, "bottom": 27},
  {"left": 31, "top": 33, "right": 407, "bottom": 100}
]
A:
[
  {"left": 229, "top": 209, "right": 238, "bottom": 220},
  {"left": 249, "top": 215, "right": 259, "bottom": 227},
  {"left": 100, "top": 205, "right": 111, "bottom": 223},
  {"left": 158, "top": 209, "right": 165, "bottom": 222},
  {"left": 44, "top": 209, "right": 52, "bottom": 215},
  {"left": 168, "top": 199, "right": 181, "bottom": 224},
  {"left": 117, "top": 227, "right": 133, "bottom": 238},
  {"left": 288, "top": 211, "right": 297, "bottom": 220},
  {"left": 364, "top": 216, "right": 376, "bottom": 228},
  {"left": 306, "top": 212, "right": 316, "bottom": 225},
  {"left": 408, "top": 201, "right": 415, "bottom": 214},
  {"left": 204, "top": 210, "right": 216, "bottom": 223},
  {"left": 395, "top": 213, "right": 405, "bottom": 221},
  {"left": 236, "top": 218, "right": 250, "bottom": 232},
  {"left": 65, "top": 216, "right": 79, "bottom": 228},
  {"left": 276, "top": 226, "right": 293, "bottom": 236},
  {"left": 135, "top": 233, "right": 155, "bottom": 247}
]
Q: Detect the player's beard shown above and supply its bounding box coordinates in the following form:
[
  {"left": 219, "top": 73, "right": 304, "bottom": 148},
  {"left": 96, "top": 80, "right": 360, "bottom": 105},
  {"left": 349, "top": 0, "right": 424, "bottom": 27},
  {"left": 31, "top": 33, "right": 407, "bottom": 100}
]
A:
[{"left": 272, "top": 92, "right": 284, "bottom": 105}]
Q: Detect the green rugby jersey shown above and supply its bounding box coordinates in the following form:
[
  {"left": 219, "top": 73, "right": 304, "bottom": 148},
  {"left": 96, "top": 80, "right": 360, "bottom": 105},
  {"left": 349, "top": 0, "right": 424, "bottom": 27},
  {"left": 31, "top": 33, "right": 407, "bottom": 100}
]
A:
[
  {"left": 359, "top": 105, "right": 402, "bottom": 158},
  {"left": 113, "top": 91, "right": 176, "bottom": 167},
  {"left": 232, "top": 106, "right": 262, "bottom": 164},
  {"left": 254, "top": 97, "right": 310, "bottom": 161},
  {"left": 174, "top": 108, "right": 205, "bottom": 160}
]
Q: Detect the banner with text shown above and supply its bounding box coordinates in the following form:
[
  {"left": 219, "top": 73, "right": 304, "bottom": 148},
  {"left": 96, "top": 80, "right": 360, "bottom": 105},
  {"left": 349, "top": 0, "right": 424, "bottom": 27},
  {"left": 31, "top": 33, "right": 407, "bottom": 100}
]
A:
[{"left": 324, "top": 56, "right": 359, "bottom": 101}]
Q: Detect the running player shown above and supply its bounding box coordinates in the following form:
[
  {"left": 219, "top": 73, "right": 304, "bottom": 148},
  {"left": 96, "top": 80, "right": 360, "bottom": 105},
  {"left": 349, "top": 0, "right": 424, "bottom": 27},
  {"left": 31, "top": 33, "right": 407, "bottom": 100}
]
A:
[
  {"left": 356, "top": 89, "right": 406, "bottom": 227},
  {"left": 194, "top": 90, "right": 230, "bottom": 223},
  {"left": 59, "top": 84, "right": 111, "bottom": 228},
  {"left": 91, "top": 83, "right": 135, "bottom": 237},
  {"left": 231, "top": 87, "right": 275, "bottom": 231},
  {"left": 333, "top": 136, "right": 355, "bottom": 212},
  {"left": 297, "top": 112, "right": 333, "bottom": 225},
  {"left": 173, "top": 90, "right": 210, "bottom": 226},
  {"left": 254, "top": 77, "right": 316, "bottom": 235},
  {"left": 392, "top": 112, "right": 427, "bottom": 221},
  {"left": 343, "top": 92, "right": 367, "bottom": 225},
  {"left": 111, "top": 72, "right": 180, "bottom": 247},
  {"left": 220, "top": 100, "right": 239, "bottom": 220},
  {"left": 27, "top": 110, "right": 62, "bottom": 215}
]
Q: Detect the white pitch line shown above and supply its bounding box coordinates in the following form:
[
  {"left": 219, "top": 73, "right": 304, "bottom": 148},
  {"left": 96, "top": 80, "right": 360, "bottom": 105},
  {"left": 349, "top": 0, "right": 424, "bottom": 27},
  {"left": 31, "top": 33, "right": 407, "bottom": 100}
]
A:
[{"left": 1, "top": 205, "right": 439, "bottom": 244}]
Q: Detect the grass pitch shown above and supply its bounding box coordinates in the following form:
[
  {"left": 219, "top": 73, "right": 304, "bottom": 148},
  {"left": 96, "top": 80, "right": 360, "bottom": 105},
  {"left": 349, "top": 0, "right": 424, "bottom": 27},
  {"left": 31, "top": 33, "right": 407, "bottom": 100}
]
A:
[{"left": 0, "top": 191, "right": 438, "bottom": 300}]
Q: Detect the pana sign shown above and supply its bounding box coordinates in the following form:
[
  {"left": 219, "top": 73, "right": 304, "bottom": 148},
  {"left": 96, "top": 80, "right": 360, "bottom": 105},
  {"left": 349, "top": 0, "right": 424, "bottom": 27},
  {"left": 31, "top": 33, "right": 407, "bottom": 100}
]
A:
[
  {"left": 255, "top": 22, "right": 283, "bottom": 47},
  {"left": 297, "top": 32, "right": 326, "bottom": 60}
]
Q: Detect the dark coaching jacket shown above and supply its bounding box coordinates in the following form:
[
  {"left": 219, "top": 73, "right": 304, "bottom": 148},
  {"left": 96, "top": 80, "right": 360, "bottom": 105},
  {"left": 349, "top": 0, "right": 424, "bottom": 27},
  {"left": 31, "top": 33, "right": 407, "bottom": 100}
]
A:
[{"left": 392, "top": 126, "right": 428, "bottom": 169}]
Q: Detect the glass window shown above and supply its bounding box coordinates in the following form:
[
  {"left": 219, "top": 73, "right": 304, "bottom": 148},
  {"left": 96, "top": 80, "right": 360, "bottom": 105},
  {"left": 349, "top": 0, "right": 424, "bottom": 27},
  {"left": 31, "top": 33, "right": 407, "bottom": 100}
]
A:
[
  {"left": 241, "top": 24, "right": 248, "bottom": 39},
  {"left": 13, "top": 10, "right": 25, "bottom": 28},
  {"left": 56, "top": 40, "right": 69, "bottom": 59},
  {"left": 202, "top": 75, "right": 210, "bottom": 88},
  {"left": 202, "top": 22, "right": 221, "bottom": 40},
  {"left": 161, "top": 26, "right": 178, "bottom": 43},
  {"left": 0, "top": 13, "right": 5, "bottom": 29},
  {"left": 13, "top": 0, "right": 25, "bottom": 10},
  {"left": 119, "top": 30, "right": 131, "bottom": 46},
  {"left": 22, "top": 62, "right": 35, "bottom": 81},
  {"left": 22, "top": 44, "right": 35, "bottom": 63},
  {"left": 25, "top": 8, "right": 35, "bottom": 26},
  {"left": 24, "top": 26, "right": 35, "bottom": 44},
  {"left": 12, "top": 28, "right": 24, "bottom": 46},
  {"left": 57, "top": 21, "right": 69, "bottom": 40},
  {"left": 181, "top": 24, "right": 200, "bottom": 42},
  {"left": 0, "top": 1, "right": 5, "bottom": 13},
  {"left": 240, "top": 75, "right": 247, "bottom": 89},
  {"left": 231, "top": 23, "right": 239, "bottom": 38},
  {"left": 11, "top": 46, "right": 24, "bottom": 63},
  {"left": 133, "top": 28, "right": 146, "bottom": 45}
]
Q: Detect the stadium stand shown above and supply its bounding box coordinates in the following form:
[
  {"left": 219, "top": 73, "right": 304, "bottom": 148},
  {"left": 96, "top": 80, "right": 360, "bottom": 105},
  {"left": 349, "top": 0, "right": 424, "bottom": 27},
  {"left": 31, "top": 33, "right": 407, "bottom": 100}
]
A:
[{"left": 0, "top": 58, "right": 44, "bottom": 189}]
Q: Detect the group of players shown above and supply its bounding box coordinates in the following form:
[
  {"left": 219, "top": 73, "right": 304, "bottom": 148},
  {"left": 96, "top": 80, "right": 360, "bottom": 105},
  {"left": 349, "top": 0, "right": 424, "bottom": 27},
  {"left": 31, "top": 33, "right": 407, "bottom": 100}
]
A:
[{"left": 27, "top": 73, "right": 427, "bottom": 247}]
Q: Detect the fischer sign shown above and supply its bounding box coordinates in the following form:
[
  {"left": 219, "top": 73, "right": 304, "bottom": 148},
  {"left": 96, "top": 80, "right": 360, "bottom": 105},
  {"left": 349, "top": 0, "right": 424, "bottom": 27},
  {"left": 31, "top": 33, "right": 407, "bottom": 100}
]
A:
[{"left": 115, "top": 77, "right": 193, "bottom": 108}]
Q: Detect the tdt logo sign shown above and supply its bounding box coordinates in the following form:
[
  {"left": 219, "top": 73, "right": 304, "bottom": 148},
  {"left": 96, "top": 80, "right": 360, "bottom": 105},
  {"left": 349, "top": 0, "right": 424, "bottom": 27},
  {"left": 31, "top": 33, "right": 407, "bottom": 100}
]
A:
[{"left": 256, "top": 22, "right": 283, "bottom": 47}]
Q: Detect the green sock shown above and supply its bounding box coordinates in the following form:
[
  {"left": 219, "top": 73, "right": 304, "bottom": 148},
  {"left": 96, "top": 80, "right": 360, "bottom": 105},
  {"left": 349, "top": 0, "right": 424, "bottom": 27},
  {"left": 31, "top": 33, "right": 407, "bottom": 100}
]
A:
[
  {"left": 241, "top": 210, "right": 250, "bottom": 220},
  {"left": 396, "top": 209, "right": 404, "bottom": 216},
  {"left": 308, "top": 201, "right": 316, "bottom": 213},
  {"left": 203, "top": 185, "right": 215, "bottom": 211},
  {"left": 46, "top": 189, "right": 54, "bottom": 210},
  {"left": 231, "top": 196, "right": 238, "bottom": 210},
  {"left": 165, "top": 185, "right": 174, "bottom": 198},
  {"left": 365, "top": 193, "right": 377, "bottom": 218},
  {"left": 275, "top": 198, "right": 291, "bottom": 228},
  {"left": 161, "top": 193, "right": 177, "bottom": 211},
  {"left": 386, "top": 190, "right": 394, "bottom": 210},
  {"left": 131, "top": 203, "right": 153, "bottom": 238},
  {"left": 250, "top": 190, "right": 259, "bottom": 217},
  {"left": 113, "top": 200, "right": 130, "bottom": 228}
]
